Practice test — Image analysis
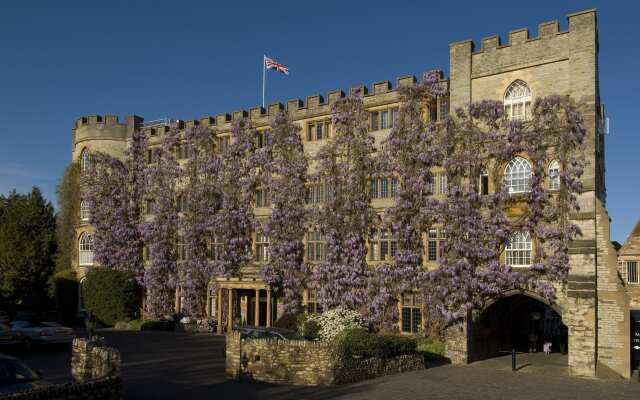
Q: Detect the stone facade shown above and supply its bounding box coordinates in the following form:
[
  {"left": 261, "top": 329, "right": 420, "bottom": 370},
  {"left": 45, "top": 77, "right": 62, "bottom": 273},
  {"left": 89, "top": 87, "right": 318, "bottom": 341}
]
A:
[
  {"left": 225, "top": 332, "right": 424, "bottom": 386},
  {"left": 72, "top": 8, "right": 636, "bottom": 379}
]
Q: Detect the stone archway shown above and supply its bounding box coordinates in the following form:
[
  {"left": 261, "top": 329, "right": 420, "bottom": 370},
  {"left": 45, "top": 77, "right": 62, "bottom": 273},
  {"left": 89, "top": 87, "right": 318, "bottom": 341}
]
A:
[{"left": 468, "top": 292, "right": 568, "bottom": 363}]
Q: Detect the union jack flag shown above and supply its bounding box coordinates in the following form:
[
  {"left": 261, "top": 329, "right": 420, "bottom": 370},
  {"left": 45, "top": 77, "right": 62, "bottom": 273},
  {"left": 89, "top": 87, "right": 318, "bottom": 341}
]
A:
[{"left": 265, "top": 56, "right": 289, "bottom": 75}]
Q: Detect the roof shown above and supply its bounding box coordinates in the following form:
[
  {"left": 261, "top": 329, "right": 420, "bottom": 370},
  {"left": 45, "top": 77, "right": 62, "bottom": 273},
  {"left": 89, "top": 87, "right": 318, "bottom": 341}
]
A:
[{"left": 620, "top": 219, "right": 640, "bottom": 255}]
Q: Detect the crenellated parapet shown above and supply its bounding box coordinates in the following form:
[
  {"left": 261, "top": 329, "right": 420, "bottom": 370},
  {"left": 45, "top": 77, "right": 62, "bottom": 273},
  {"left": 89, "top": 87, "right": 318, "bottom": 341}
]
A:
[
  {"left": 74, "top": 114, "right": 143, "bottom": 142},
  {"left": 196, "top": 72, "right": 448, "bottom": 133}
]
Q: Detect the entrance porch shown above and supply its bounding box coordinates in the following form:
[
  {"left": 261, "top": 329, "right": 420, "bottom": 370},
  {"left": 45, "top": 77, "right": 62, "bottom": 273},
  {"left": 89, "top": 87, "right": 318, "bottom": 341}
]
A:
[{"left": 209, "top": 279, "right": 277, "bottom": 334}]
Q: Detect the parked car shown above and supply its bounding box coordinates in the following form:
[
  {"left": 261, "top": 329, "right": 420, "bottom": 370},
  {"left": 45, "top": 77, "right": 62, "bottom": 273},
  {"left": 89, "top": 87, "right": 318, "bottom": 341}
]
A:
[
  {"left": 0, "top": 324, "right": 24, "bottom": 350},
  {"left": 0, "top": 312, "right": 9, "bottom": 324},
  {"left": 234, "top": 326, "right": 301, "bottom": 340},
  {"left": 0, "top": 353, "right": 49, "bottom": 394},
  {"left": 10, "top": 321, "right": 74, "bottom": 349}
]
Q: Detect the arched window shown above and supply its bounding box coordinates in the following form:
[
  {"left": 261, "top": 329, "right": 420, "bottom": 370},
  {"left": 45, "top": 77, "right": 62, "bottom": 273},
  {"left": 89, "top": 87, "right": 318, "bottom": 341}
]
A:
[
  {"left": 504, "top": 157, "right": 532, "bottom": 194},
  {"left": 479, "top": 168, "right": 489, "bottom": 195},
  {"left": 505, "top": 231, "right": 532, "bottom": 267},
  {"left": 80, "top": 201, "right": 90, "bottom": 222},
  {"left": 548, "top": 160, "right": 560, "bottom": 191},
  {"left": 504, "top": 80, "right": 532, "bottom": 120},
  {"left": 79, "top": 232, "right": 94, "bottom": 266},
  {"left": 81, "top": 148, "right": 90, "bottom": 173}
]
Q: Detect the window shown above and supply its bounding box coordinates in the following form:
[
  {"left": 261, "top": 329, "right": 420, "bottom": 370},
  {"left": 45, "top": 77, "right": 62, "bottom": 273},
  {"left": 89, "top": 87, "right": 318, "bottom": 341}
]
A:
[
  {"left": 177, "top": 195, "right": 188, "bottom": 213},
  {"left": 306, "top": 289, "right": 323, "bottom": 314},
  {"left": 143, "top": 245, "right": 149, "bottom": 262},
  {"left": 505, "top": 231, "right": 532, "bottom": 267},
  {"left": 427, "top": 228, "right": 446, "bottom": 261},
  {"left": 426, "top": 174, "right": 436, "bottom": 194},
  {"left": 504, "top": 80, "right": 532, "bottom": 120},
  {"left": 255, "top": 130, "right": 271, "bottom": 148},
  {"left": 305, "top": 183, "right": 328, "bottom": 204},
  {"left": 176, "top": 239, "right": 188, "bottom": 261},
  {"left": 81, "top": 149, "right": 90, "bottom": 173},
  {"left": 307, "top": 230, "right": 326, "bottom": 262},
  {"left": 438, "top": 173, "right": 448, "bottom": 194},
  {"left": 429, "top": 101, "right": 437, "bottom": 122},
  {"left": 480, "top": 169, "right": 489, "bottom": 195},
  {"left": 370, "top": 177, "right": 398, "bottom": 199},
  {"left": 255, "top": 231, "right": 270, "bottom": 262},
  {"left": 401, "top": 293, "right": 422, "bottom": 334},
  {"left": 380, "top": 110, "right": 390, "bottom": 129},
  {"left": 627, "top": 261, "right": 638, "bottom": 284},
  {"left": 144, "top": 199, "right": 154, "bottom": 215},
  {"left": 79, "top": 232, "right": 94, "bottom": 266},
  {"left": 369, "top": 229, "right": 397, "bottom": 261},
  {"left": 504, "top": 157, "right": 532, "bottom": 194},
  {"left": 439, "top": 96, "right": 449, "bottom": 120},
  {"left": 175, "top": 142, "right": 191, "bottom": 160},
  {"left": 307, "top": 120, "right": 331, "bottom": 141},
  {"left": 391, "top": 108, "right": 399, "bottom": 127},
  {"left": 549, "top": 160, "right": 560, "bottom": 191},
  {"left": 255, "top": 189, "right": 271, "bottom": 208},
  {"left": 80, "top": 201, "right": 90, "bottom": 222},
  {"left": 370, "top": 111, "right": 379, "bottom": 131},
  {"left": 208, "top": 236, "right": 223, "bottom": 261},
  {"left": 216, "top": 136, "right": 231, "bottom": 153}
]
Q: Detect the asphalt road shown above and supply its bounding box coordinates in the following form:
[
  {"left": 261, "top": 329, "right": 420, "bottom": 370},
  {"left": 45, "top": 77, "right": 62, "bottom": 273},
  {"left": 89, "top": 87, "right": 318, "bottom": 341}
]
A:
[{"left": 13, "top": 330, "right": 640, "bottom": 400}]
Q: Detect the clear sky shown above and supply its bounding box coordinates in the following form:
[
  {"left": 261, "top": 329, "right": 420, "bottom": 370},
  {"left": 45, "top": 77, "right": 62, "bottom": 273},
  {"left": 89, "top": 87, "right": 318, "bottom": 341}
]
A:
[{"left": 0, "top": 1, "right": 637, "bottom": 242}]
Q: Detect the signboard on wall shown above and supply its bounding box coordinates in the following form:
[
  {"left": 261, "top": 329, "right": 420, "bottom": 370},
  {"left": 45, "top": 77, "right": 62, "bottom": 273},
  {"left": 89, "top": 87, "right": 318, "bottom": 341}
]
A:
[{"left": 632, "top": 311, "right": 640, "bottom": 369}]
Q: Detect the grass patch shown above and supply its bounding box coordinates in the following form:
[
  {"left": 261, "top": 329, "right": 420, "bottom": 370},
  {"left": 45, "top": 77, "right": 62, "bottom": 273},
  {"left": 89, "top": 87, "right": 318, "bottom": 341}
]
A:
[{"left": 416, "top": 338, "right": 446, "bottom": 360}]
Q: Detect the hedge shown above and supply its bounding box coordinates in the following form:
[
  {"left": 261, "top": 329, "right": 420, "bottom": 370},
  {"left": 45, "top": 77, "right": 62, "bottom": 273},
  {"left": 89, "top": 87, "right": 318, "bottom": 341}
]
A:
[
  {"left": 334, "top": 328, "right": 417, "bottom": 359},
  {"left": 416, "top": 337, "right": 447, "bottom": 360},
  {"left": 51, "top": 269, "right": 78, "bottom": 324},
  {"left": 83, "top": 269, "right": 141, "bottom": 327}
]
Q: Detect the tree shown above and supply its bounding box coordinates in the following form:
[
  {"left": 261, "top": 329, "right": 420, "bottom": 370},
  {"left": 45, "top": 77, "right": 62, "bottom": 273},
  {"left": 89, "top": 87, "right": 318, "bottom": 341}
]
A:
[
  {"left": 260, "top": 112, "right": 309, "bottom": 312},
  {"left": 54, "top": 162, "right": 80, "bottom": 273},
  {"left": 82, "top": 268, "right": 141, "bottom": 326},
  {"left": 0, "top": 188, "right": 56, "bottom": 310},
  {"left": 312, "top": 92, "right": 377, "bottom": 310}
]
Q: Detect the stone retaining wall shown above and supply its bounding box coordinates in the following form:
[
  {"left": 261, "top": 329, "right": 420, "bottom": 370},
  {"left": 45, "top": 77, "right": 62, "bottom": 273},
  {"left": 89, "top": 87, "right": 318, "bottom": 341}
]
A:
[
  {"left": 225, "top": 332, "right": 425, "bottom": 386},
  {"left": 2, "top": 376, "right": 121, "bottom": 400},
  {"left": 71, "top": 337, "right": 121, "bottom": 383}
]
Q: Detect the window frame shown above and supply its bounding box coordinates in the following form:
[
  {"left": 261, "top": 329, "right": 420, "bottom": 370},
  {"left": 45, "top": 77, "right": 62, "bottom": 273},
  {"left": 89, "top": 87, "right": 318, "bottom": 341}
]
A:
[
  {"left": 505, "top": 231, "right": 532, "bottom": 267},
  {"left": 504, "top": 80, "right": 532, "bottom": 120},
  {"left": 306, "top": 230, "right": 326, "bottom": 262},
  {"left": 627, "top": 261, "right": 639, "bottom": 284},
  {"left": 255, "top": 230, "right": 270, "bottom": 262},
  {"left": 80, "top": 201, "right": 90, "bottom": 222},
  {"left": 549, "top": 160, "right": 561, "bottom": 191},
  {"left": 400, "top": 293, "right": 422, "bottom": 334},
  {"left": 504, "top": 157, "right": 532, "bottom": 194},
  {"left": 79, "top": 232, "right": 94, "bottom": 266}
]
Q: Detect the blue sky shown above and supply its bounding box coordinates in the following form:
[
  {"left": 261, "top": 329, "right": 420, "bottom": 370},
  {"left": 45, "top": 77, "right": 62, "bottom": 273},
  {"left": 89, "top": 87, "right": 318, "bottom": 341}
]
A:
[{"left": 0, "top": 1, "right": 637, "bottom": 242}]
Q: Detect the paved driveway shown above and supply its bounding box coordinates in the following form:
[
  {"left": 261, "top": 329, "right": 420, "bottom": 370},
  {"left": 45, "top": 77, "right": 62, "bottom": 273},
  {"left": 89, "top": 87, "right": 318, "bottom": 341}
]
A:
[{"left": 19, "top": 330, "right": 640, "bottom": 399}]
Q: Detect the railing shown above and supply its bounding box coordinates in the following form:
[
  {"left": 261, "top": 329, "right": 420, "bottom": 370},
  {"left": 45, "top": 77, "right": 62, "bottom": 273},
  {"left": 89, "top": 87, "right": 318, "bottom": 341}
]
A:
[{"left": 142, "top": 118, "right": 175, "bottom": 128}]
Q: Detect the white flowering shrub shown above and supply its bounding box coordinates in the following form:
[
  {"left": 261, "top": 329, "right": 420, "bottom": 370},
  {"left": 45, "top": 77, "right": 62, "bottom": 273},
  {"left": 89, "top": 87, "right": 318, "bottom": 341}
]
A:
[{"left": 311, "top": 307, "right": 368, "bottom": 341}]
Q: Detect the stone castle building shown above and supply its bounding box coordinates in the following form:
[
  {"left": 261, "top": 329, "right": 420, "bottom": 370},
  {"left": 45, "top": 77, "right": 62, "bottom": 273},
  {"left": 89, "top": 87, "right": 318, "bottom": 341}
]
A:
[{"left": 71, "top": 9, "right": 639, "bottom": 379}]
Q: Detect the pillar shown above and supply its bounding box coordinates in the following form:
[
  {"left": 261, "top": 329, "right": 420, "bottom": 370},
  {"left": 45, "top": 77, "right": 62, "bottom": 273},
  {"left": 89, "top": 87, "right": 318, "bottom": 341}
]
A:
[
  {"left": 216, "top": 287, "right": 222, "bottom": 335},
  {"left": 227, "top": 288, "right": 233, "bottom": 333},
  {"left": 254, "top": 289, "right": 260, "bottom": 327},
  {"left": 266, "top": 289, "right": 272, "bottom": 327}
]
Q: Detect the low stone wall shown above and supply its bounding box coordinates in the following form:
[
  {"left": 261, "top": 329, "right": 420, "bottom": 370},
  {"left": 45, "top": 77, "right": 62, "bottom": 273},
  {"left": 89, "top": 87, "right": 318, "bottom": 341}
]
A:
[
  {"left": 2, "top": 376, "right": 121, "bottom": 400},
  {"left": 334, "top": 354, "right": 424, "bottom": 385},
  {"left": 71, "top": 337, "right": 121, "bottom": 383},
  {"left": 6, "top": 338, "right": 121, "bottom": 399},
  {"left": 225, "top": 332, "right": 425, "bottom": 386}
]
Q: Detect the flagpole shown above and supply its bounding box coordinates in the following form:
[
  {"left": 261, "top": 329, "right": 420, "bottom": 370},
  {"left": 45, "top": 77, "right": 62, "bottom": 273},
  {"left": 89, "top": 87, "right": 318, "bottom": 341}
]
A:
[{"left": 262, "top": 55, "right": 266, "bottom": 108}]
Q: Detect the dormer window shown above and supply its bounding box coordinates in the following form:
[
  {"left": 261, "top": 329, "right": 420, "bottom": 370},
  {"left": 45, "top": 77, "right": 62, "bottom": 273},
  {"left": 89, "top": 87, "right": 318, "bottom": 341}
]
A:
[{"left": 504, "top": 80, "right": 532, "bottom": 120}]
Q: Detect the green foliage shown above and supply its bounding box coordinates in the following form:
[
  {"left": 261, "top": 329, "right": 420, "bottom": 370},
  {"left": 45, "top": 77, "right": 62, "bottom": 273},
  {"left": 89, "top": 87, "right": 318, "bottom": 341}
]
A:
[
  {"left": 51, "top": 269, "right": 78, "bottom": 323},
  {"left": 83, "top": 269, "right": 141, "bottom": 326},
  {"left": 0, "top": 188, "right": 57, "bottom": 310},
  {"left": 416, "top": 337, "right": 446, "bottom": 360},
  {"left": 298, "top": 314, "right": 321, "bottom": 340},
  {"left": 274, "top": 312, "right": 303, "bottom": 331},
  {"left": 334, "top": 328, "right": 417, "bottom": 359},
  {"left": 54, "top": 162, "right": 80, "bottom": 274},
  {"left": 127, "top": 319, "right": 174, "bottom": 331}
]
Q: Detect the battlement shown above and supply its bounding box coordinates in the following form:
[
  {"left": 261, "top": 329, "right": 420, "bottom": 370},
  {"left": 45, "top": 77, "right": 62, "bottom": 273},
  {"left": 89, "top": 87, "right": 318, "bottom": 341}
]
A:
[
  {"left": 450, "top": 9, "right": 596, "bottom": 55},
  {"left": 73, "top": 114, "right": 143, "bottom": 143},
  {"left": 190, "top": 72, "right": 446, "bottom": 132}
]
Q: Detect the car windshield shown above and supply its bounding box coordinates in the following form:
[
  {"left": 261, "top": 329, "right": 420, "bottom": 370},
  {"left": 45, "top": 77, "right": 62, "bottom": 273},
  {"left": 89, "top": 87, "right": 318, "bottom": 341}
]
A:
[{"left": 0, "top": 359, "right": 39, "bottom": 384}]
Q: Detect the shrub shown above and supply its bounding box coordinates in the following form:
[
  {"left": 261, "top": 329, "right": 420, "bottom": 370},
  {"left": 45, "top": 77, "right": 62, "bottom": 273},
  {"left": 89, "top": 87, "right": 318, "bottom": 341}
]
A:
[
  {"left": 140, "top": 320, "right": 172, "bottom": 331},
  {"left": 83, "top": 269, "right": 141, "bottom": 327},
  {"left": 51, "top": 269, "right": 78, "bottom": 324},
  {"left": 334, "top": 328, "right": 418, "bottom": 359},
  {"left": 274, "top": 312, "right": 302, "bottom": 330},
  {"left": 298, "top": 315, "right": 321, "bottom": 340},
  {"left": 127, "top": 319, "right": 144, "bottom": 331},
  {"left": 416, "top": 337, "right": 447, "bottom": 360},
  {"left": 312, "top": 307, "right": 368, "bottom": 341}
]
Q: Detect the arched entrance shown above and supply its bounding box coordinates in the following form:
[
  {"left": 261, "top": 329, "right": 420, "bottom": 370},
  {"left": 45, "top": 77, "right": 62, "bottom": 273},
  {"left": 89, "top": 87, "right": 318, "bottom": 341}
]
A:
[{"left": 469, "top": 293, "right": 568, "bottom": 364}]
